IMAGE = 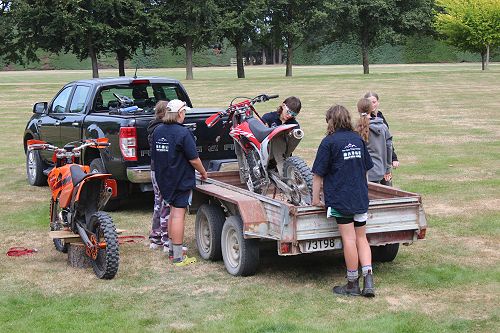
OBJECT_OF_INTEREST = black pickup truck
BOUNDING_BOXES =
[23,77,236,204]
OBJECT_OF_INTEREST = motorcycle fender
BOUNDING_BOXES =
[105,178,118,198]
[266,124,297,141]
[75,174,113,201]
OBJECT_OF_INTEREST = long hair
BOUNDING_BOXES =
[356,98,372,142]
[325,105,353,135]
[154,100,168,120]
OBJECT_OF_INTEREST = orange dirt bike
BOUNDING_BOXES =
[27,138,119,279]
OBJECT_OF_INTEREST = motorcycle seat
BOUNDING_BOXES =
[70,165,92,186]
[247,118,274,142]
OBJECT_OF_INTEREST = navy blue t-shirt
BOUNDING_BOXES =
[151,123,199,202]
[261,111,299,128]
[312,129,374,215]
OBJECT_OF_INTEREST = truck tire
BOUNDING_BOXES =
[283,156,313,205]
[221,216,259,276]
[195,204,225,261]
[89,158,120,211]
[26,149,47,186]
[371,243,399,262]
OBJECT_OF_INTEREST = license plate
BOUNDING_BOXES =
[300,238,342,253]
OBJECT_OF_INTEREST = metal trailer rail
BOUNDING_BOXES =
[191,171,427,276]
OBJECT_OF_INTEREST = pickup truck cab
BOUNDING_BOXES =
[24,77,236,204]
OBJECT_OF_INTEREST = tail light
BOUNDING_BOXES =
[417,228,427,239]
[280,242,291,254]
[119,127,137,161]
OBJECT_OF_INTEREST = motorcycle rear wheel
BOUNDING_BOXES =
[89,212,119,279]
[283,156,313,206]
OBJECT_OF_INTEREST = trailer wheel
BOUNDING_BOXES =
[195,204,225,261]
[221,216,259,276]
[371,243,399,262]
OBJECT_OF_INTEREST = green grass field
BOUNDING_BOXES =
[0,63,499,333]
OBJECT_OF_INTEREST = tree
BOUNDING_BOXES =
[0,1,21,64]
[216,0,266,78]
[268,0,328,77]
[102,0,151,76]
[159,0,219,80]
[435,0,500,70]
[327,0,434,74]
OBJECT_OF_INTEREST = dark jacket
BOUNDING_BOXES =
[374,110,398,162]
[147,119,164,170]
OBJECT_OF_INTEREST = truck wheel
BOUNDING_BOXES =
[90,158,120,211]
[283,156,313,206]
[89,211,119,279]
[26,149,47,186]
[371,243,399,262]
[195,204,225,261]
[221,216,259,276]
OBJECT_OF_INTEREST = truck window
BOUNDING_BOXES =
[69,86,90,113]
[50,86,73,114]
[94,83,187,113]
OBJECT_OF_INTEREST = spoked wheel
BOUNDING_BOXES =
[50,199,69,253]
[89,211,119,279]
[283,156,313,206]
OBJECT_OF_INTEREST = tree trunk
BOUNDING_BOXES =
[278,49,282,64]
[117,49,126,77]
[361,42,369,74]
[481,51,485,70]
[272,48,276,65]
[67,243,92,268]
[285,37,293,77]
[186,37,194,80]
[485,45,490,70]
[89,44,99,78]
[262,49,266,65]
[235,40,245,78]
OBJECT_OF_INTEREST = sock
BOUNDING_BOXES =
[362,265,373,277]
[172,244,183,261]
[346,269,359,282]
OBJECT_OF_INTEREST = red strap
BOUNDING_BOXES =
[6,247,38,256]
[118,235,146,244]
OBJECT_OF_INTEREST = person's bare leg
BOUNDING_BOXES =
[338,224,358,271]
[169,207,186,245]
[355,226,371,267]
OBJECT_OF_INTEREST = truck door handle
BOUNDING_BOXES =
[72,122,79,127]
[54,121,60,126]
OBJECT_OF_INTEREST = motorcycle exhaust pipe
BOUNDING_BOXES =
[291,128,304,140]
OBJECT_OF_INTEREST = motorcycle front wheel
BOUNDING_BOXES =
[89,212,119,279]
[50,199,69,253]
[283,156,313,206]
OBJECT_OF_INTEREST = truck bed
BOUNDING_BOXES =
[194,171,427,255]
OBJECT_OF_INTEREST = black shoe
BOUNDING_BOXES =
[333,279,361,296]
[362,272,375,297]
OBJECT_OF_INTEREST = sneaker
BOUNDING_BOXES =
[149,243,161,250]
[172,255,197,267]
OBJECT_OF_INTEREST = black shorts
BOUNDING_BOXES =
[167,190,192,208]
[335,216,366,227]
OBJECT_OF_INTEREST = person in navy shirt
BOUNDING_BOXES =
[312,105,376,297]
[261,96,301,128]
[152,99,207,266]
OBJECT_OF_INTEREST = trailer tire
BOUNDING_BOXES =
[371,243,399,262]
[221,216,259,276]
[195,204,225,261]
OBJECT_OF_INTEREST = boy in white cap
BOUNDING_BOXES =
[151,99,208,266]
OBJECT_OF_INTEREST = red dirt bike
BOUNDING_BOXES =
[27,138,119,279]
[206,94,312,205]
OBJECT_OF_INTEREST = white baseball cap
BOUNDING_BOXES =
[166,99,191,113]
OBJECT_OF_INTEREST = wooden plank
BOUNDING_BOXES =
[49,229,126,240]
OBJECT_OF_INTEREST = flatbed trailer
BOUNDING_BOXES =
[191,171,427,276]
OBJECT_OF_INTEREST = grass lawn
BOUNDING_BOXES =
[0,63,499,333]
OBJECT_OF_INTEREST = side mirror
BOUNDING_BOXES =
[33,102,47,114]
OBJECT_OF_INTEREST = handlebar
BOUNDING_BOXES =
[205,93,279,128]
[27,138,110,155]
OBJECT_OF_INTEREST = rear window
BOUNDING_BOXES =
[94,83,187,113]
